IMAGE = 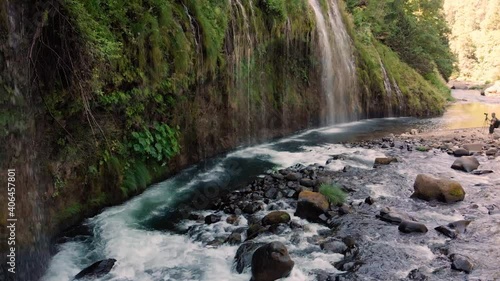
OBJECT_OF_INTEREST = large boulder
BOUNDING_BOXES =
[251,242,294,281]
[74,259,117,280]
[451,156,480,172]
[411,174,465,203]
[295,191,329,222]
[262,211,291,226]
[234,242,266,273]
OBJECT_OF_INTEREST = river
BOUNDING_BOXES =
[42,90,500,281]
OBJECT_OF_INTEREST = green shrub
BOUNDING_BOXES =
[416,146,430,152]
[319,183,347,206]
[129,122,181,164]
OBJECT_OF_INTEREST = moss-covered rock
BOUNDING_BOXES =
[411,174,465,203]
[262,211,291,226]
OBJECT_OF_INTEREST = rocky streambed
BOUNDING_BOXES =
[62,126,500,281]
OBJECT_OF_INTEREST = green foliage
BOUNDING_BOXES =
[129,122,181,164]
[340,0,451,115]
[444,0,500,81]
[319,183,347,206]
[122,162,152,196]
[416,146,430,152]
[89,193,108,207]
[260,0,287,20]
[52,176,66,198]
[57,203,83,221]
[347,0,456,80]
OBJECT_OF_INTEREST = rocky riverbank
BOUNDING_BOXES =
[181,127,500,280]
[61,125,500,281]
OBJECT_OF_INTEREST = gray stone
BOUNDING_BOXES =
[320,241,348,254]
[74,259,116,280]
[435,225,457,239]
[451,156,480,172]
[450,254,474,273]
[377,207,413,224]
[398,220,428,233]
[205,214,222,224]
[486,148,498,156]
[453,148,470,157]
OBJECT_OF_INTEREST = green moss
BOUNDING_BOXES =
[57,203,83,221]
[449,185,465,197]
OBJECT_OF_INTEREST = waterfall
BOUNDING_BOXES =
[308,0,359,124]
[380,58,394,116]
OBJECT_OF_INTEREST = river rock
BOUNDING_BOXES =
[448,220,471,234]
[398,220,428,233]
[462,143,483,153]
[74,259,117,280]
[205,214,221,224]
[295,191,329,222]
[407,268,429,280]
[373,157,398,167]
[251,242,294,281]
[411,174,465,203]
[226,215,240,225]
[285,172,301,181]
[450,254,474,273]
[299,178,316,188]
[338,204,351,215]
[226,231,243,245]
[262,211,291,226]
[435,225,457,239]
[451,156,480,172]
[452,148,470,157]
[364,196,376,205]
[264,187,279,199]
[320,240,348,254]
[486,148,498,156]
[234,242,266,273]
[243,202,263,214]
[247,224,268,240]
[377,207,413,224]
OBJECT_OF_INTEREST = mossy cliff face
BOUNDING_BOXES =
[0,0,451,279]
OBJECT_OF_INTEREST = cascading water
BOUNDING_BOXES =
[308,0,359,124]
[227,0,255,143]
[380,58,394,117]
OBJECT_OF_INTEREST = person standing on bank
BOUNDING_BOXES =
[490,113,498,134]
